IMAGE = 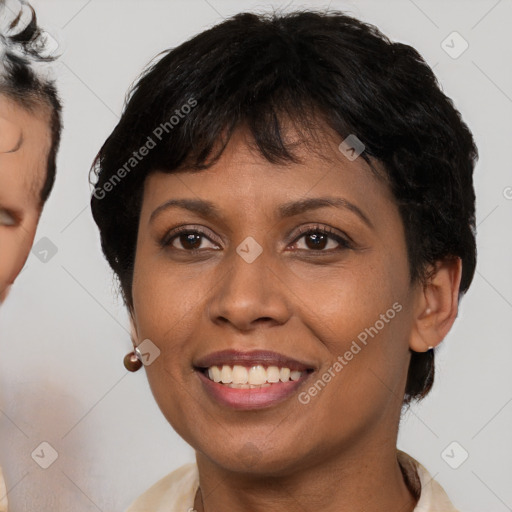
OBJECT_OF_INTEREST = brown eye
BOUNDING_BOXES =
[291,226,351,252]
[302,232,331,250]
[175,232,205,250]
[161,227,219,251]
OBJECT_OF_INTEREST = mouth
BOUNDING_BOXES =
[201,363,314,386]
[193,350,315,409]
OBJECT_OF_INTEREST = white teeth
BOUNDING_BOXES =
[220,365,233,383]
[232,365,248,384]
[267,366,280,383]
[208,367,222,382]
[205,364,306,385]
[279,367,290,382]
[248,365,267,385]
[210,366,222,383]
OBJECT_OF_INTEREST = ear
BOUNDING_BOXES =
[409,257,462,353]
[128,308,139,347]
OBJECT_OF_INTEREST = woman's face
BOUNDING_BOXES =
[0,95,51,302]
[131,127,424,474]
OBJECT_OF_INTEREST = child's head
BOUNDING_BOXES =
[0,0,62,300]
[91,10,477,414]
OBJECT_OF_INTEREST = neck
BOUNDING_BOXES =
[193,440,418,512]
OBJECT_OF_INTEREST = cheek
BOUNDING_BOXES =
[0,228,35,290]
[289,251,412,417]
[132,257,203,338]
[286,249,409,350]
[131,251,206,440]
[131,240,208,381]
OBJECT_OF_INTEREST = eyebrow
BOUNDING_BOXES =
[150,196,373,228]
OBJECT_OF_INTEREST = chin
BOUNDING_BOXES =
[196,435,314,477]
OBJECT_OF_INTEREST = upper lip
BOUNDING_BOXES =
[194,349,315,372]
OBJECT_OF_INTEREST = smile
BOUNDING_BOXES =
[194,349,315,409]
[205,364,305,388]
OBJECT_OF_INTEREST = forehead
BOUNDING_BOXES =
[143,124,394,226]
[0,94,52,208]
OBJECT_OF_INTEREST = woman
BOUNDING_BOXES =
[0,1,62,508]
[91,10,477,511]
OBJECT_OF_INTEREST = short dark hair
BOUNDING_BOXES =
[0,0,62,206]
[90,10,478,405]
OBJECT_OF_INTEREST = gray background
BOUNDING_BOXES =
[0,0,511,510]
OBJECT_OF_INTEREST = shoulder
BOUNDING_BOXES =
[125,462,199,512]
[398,450,460,512]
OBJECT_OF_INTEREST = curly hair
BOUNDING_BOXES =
[0,0,62,205]
[90,10,478,405]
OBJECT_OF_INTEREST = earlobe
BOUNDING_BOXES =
[409,257,462,353]
[123,310,143,372]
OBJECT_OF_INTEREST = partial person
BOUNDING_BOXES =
[0,1,62,508]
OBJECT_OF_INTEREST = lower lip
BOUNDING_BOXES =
[196,370,312,410]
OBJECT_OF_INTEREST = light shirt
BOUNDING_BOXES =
[0,466,7,512]
[126,450,459,511]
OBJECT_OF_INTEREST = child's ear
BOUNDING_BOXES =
[409,257,462,352]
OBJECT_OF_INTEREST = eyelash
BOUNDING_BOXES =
[160,224,353,253]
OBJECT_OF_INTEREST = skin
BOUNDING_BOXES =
[130,125,461,512]
[0,94,51,303]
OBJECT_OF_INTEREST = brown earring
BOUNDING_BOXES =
[124,347,143,372]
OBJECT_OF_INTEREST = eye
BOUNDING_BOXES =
[290,224,352,252]
[160,224,353,254]
[160,226,220,252]
[0,208,17,227]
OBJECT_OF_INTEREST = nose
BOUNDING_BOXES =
[206,242,292,332]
